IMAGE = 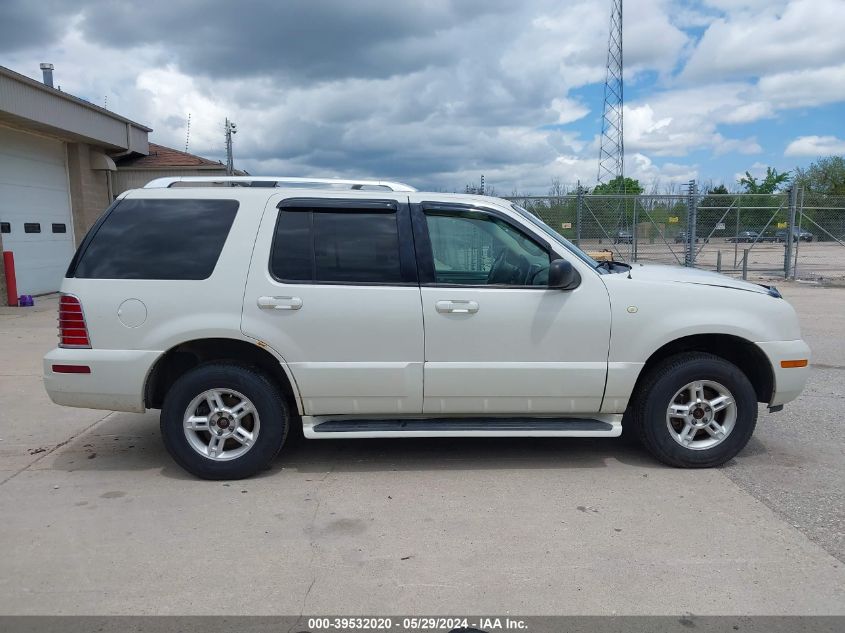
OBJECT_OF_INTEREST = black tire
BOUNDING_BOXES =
[630,352,757,468]
[160,363,289,479]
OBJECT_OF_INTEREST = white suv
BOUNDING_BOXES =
[44,177,811,479]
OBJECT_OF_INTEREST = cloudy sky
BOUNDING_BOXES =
[1,0,844,193]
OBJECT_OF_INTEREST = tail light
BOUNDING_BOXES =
[58,294,91,348]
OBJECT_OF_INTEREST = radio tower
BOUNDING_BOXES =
[597,0,624,190]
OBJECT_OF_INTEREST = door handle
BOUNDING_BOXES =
[435,300,479,314]
[257,296,302,310]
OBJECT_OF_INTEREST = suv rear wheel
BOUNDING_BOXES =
[160,363,289,479]
[632,352,757,468]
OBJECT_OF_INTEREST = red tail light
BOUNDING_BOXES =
[58,294,91,348]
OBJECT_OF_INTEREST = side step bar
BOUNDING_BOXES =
[302,415,622,439]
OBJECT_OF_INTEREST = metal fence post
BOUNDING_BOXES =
[575,183,583,247]
[742,249,748,280]
[632,197,639,261]
[685,180,697,267]
[784,186,797,279]
[792,187,804,280]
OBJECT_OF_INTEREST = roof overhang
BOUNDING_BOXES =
[0,65,150,154]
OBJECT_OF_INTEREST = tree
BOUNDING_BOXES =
[697,184,734,239]
[793,156,845,240]
[793,156,845,195]
[592,176,644,195]
[737,167,791,194]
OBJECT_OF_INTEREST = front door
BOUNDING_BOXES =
[242,194,424,415]
[411,199,611,414]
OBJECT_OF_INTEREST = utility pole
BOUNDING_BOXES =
[224,118,237,176]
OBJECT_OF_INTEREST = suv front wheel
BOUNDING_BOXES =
[160,363,289,479]
[632,352,758,468]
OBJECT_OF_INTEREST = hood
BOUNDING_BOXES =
[628,263,774,295]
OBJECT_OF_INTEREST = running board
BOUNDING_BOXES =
[302,415,622,439]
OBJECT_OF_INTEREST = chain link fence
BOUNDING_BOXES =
[506,184,845,281]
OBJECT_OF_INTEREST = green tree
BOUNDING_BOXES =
[793,156,845,240]
[592,176,644,195]
[738,167,791,194]
[793,156,845,195]
[736,168,791,237]
[698,185,734,240]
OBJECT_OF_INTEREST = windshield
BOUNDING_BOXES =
[509,203,600,269]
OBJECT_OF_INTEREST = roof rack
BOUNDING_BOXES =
[143,176,417,192]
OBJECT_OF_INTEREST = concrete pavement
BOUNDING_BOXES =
[0,287,843,615]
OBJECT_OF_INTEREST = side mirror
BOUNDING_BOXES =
[548,258,580,290]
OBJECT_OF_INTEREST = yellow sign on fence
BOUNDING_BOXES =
[777,222,788,228]
[668,216,680,224]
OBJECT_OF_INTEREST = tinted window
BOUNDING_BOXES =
[271,209,402,284]
[72,199,238,280]
[0,222,9,233]
[52,223,67,233]
[270,211,312,281]
[426,211,550,286]
[24,223,41,233]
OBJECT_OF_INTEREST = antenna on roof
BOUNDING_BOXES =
[185,113,192,153]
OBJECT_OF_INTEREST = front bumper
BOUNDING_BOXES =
[43,347,162,413]
[756,340,812,407]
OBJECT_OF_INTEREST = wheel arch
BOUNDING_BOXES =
[144,337,302,414]
[631,333,774,405]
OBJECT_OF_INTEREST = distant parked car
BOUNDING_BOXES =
[775,228,814,242]
[675,231,708,244]
[613,229,634,244]
[726,231,759,243]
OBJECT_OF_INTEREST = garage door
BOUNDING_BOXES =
[0,126,75,295]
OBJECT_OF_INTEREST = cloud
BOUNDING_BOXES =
[0,0,79,53]
[683,0,845,81]
[76,0,520,84]
[0,0,843,194]
[785,136,845,157]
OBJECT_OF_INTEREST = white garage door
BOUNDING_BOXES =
[0,126,75,296]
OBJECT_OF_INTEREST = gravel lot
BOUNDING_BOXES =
[0,284,843,615]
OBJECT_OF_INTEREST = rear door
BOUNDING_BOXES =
[411,198,611,415]
[241,193,424,416]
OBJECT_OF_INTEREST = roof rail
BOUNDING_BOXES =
[142,176,417,192]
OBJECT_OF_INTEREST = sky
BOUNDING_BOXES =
[1,0,844,194]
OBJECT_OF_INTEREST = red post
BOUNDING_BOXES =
[3,251,18,307]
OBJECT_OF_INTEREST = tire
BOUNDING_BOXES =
[160,363,289,479]
[630,352,757,468]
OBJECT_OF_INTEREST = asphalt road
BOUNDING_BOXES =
[0,284,843,615]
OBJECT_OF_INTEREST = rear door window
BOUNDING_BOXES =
[271,208,403,284]
[70,199,238,280]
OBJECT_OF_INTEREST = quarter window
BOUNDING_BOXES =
[271,209,403,284]
[70,199,239,280]
[425,211,550,286]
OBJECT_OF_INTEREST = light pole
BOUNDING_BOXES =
[224,118,237,176]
